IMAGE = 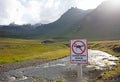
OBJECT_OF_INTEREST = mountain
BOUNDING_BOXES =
[0,0,120,40]
[35,7,91,38]
[69,0,120,40]
[36,0,120,40]
[0,7,91,39]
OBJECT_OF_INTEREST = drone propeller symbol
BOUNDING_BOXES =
[72,40,86,55]
[74,44,84,51]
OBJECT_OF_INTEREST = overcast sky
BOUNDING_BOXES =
[0,0,106,25]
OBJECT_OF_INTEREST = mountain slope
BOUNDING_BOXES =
[0,24,35,38]
[36,0,120,40]
[35,7,91,38]
[69,0,120,40]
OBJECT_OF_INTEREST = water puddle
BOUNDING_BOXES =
[8,75,28,81]
[88,50,118,69]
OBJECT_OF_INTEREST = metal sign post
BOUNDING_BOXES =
[70,39,88,82]
[77,64,82,82]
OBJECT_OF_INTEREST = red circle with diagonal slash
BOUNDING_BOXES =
[72,40,86,55]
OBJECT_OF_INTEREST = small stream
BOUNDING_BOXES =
[0,50,119,82]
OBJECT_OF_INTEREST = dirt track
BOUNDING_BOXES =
[0,58,49,72]
[0,57,103,82]
[0,50,118,82]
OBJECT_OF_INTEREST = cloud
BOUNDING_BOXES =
[77,0,105,10]
[0,0,25,25]
[0,0,105,25]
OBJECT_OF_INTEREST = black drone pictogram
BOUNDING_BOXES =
[74,44,84,51]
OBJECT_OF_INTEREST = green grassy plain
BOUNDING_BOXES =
[0,38,69,64]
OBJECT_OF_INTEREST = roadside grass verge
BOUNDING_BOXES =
[0,38,69,64]
[88,40,120,56]
[88,40,120,82]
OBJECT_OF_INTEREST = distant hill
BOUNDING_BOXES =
[0,0,120,40]
[0,24,35,38]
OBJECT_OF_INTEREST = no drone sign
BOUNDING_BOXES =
[70,39,88,64]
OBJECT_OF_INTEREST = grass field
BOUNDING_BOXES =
[88,40,120,56]
[0,38,69,64]
[0,38,120,81]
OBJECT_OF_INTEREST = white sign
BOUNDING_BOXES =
[70,39,88,64]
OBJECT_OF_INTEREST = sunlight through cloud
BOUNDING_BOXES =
[0,0,106,25]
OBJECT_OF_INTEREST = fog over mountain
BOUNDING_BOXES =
[73,0,120,40]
